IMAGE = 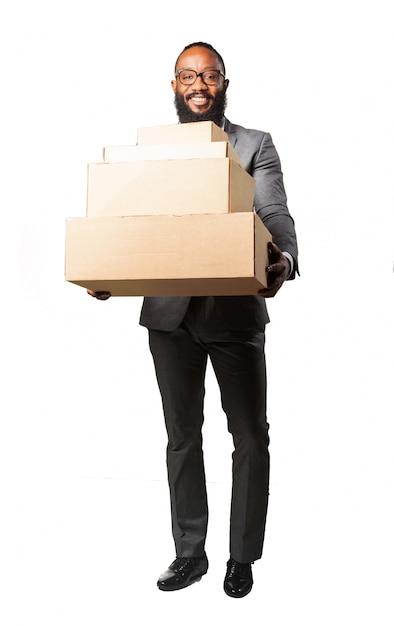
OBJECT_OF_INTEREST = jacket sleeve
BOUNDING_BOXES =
[251,132,299,278]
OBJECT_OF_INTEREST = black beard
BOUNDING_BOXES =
[174,88,227,127]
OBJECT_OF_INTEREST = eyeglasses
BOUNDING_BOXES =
[175,69,226,86]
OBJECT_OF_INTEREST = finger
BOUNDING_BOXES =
[95,292,111,300]
[258,286,279,298]
[268,241,280,257]
[266,262,283,274]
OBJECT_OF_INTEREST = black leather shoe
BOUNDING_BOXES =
[157,554,208,591]
[224,558,253,598]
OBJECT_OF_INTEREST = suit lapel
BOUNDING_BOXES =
[224,118,238,149]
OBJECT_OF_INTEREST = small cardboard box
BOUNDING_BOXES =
[65,213,272,297]
[103,141,245,168]
[137,121,228,145]
[86,158,255,218]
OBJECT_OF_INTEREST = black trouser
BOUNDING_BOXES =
[148,298,270,564]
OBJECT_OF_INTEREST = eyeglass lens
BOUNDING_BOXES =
[178,70,222,85]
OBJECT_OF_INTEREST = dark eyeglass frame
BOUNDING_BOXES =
[175,68,226,85]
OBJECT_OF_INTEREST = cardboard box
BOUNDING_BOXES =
[86,158,255,218]
[137,121,228,145]
[103,141,245,168]
[65,213,272,297]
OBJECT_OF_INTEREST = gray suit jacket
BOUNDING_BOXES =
[139,118,298,332]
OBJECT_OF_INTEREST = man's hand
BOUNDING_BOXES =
[258,242,291,298]
[87,290,112,300]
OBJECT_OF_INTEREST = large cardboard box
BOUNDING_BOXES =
[86,158,255,218]
[103,141,245,168]
[65,213,272,297]
[137,121,228,145]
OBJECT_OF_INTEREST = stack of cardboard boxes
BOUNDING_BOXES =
[65,121,272,296]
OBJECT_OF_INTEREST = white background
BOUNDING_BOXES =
[3,0,394,624]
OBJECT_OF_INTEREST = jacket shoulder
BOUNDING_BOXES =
[225,119,267,142]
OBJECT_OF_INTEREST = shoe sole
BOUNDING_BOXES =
[158,571,207,592]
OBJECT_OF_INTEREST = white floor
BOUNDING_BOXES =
[3,463,393,625]
[3,290,394,625]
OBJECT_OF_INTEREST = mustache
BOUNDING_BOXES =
[186,92,214,101]
[174,87,227,126]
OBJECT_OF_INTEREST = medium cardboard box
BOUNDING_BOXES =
[137,121,228,145]
[65,212,272,297]
[103,141,245,168]
[86,158,255,218]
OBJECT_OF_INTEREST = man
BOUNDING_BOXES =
[89,42,298,598]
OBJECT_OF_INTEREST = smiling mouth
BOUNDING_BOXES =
[186,93,213,106]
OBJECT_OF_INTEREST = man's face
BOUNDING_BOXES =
[172,46,229,125]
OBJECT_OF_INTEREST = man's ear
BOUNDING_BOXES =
[171,79,177,93]
[223,78,230,93]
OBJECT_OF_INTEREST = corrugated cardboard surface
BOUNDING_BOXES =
[102,141,245,168]
[137,121,229,145]
[65,213,271,296]
[86,158,255,218]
